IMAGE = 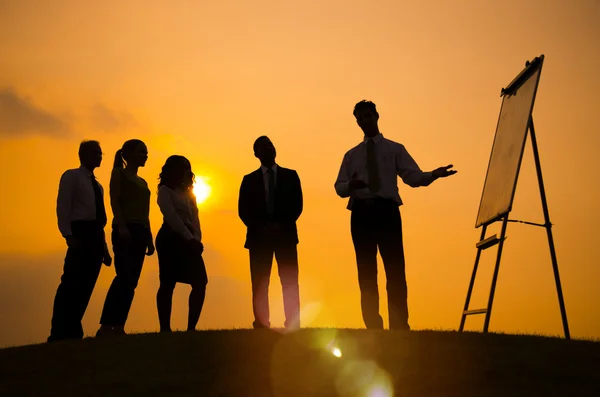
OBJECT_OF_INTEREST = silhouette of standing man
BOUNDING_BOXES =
[49,140,112,342]
[238,136,303,330]
[334,100,456,330]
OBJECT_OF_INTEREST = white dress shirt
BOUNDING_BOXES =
[334,133,435,210]
[157,185,202,242]
[261,164,278,196]
[56,165,105,237]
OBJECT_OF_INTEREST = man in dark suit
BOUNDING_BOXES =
[238,136,303,330]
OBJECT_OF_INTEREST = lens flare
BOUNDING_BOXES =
[367,383,393,397]
[299,301,322,326]
[335,360,394,397]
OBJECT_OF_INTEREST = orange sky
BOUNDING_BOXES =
[1,0,599,348]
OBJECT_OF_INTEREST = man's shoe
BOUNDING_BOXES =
[95,326,114,337]
[113,326,127,336]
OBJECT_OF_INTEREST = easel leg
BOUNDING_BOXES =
[459,225,487,332]
[483,215,509,333]
[529,118,571,339]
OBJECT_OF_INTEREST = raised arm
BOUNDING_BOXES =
[396,144,436,188]
[335,151,368,196]
[157,186,194,241]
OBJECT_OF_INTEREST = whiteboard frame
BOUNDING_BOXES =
[475,55,545,228]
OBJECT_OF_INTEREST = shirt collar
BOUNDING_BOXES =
[78,165,94,177]
[261,164,278,175]
[363,133,384,144]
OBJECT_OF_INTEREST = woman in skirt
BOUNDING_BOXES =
[155,155,208,332]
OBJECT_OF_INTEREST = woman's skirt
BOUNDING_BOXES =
[155,223,207,286]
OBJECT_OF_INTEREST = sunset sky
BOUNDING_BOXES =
[1,0,599,348]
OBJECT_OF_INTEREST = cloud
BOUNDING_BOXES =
[0,88,69,137]
[91,103,139,133]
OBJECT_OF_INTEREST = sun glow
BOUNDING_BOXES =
[193,176,212,205]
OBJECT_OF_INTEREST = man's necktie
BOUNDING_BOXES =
[91,175,107,226]
[266,168,276,216]
[366,138,380,193]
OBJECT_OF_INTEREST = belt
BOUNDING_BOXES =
[354,197,397,205]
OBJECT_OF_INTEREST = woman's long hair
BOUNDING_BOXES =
[114,139,145,169]
[158,155,195,197]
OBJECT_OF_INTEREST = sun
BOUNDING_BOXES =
[193,176,212,205]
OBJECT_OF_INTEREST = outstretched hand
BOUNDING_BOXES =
[433,164,457,179]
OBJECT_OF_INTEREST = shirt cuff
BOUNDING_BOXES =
[424,171,435,184]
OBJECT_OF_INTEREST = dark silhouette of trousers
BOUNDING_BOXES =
[49,221,104,341]
[250,244,300,329]
[100,223,148,327]
[351,198,409,330]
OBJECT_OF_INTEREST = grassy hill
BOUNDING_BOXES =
[1,329,599,397]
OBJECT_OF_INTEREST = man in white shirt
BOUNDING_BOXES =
[48,140,112,342]
[334,100,456,330]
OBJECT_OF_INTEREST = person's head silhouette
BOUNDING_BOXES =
[159,155,195,192]
[114,139,147,170]
[353,100,380,138]
[253,136,276,167]
[78,140,103,171]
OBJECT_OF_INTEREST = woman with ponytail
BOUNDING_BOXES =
[97,139,154,337]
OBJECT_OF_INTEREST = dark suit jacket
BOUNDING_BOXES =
[238,165,303,249]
